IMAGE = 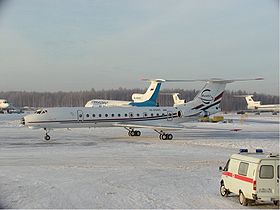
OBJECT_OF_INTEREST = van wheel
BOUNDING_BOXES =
[220,182,229,197]
[239,191,248,206]
[273,200,279,206]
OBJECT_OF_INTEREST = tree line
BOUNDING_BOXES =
[0,88,279,111]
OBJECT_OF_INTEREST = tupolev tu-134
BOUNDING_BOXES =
[21,78,263,141]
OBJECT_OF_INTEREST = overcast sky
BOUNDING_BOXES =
[0,0,279,94]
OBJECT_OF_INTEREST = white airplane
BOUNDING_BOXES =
[0,99,11,111]
[160,93,186,106]
[241,95,280,114]
[21,78,262,141]
[85,79,164,107]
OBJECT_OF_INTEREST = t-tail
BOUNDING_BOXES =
[130,79,164,107]
[187,80,227,116]
[177,78,263,117]
[244,95,261,109]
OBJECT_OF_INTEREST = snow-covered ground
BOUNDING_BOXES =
[0,113,279,209]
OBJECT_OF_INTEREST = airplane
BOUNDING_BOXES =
[160,92,186,106]
[237,95,280,115]
[21,78,262,141]
[0,99,11,113]
[85,79,165,107]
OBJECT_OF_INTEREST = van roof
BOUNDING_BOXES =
[231,153,279,163]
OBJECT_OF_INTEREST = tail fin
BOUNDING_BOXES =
[189,81,227,115]
[244,95,261,109]
[131,79,164,106]
[172,93,186,106]
[178,78,262,116]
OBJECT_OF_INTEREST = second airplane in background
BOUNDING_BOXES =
[85,79,164,107]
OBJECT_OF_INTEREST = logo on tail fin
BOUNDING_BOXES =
[198,89,213,104]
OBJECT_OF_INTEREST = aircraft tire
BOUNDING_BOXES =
[161,134,167,140]
[167,134,173,140]
[135,130,141,136]
[130,131,135,136]
[44,135,51,141]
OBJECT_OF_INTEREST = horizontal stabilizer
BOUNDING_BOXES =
[233,95,254,98]
[141,77,263,83]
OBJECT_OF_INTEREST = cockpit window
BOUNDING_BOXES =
[35,110,42,114]
[35,109,47,114]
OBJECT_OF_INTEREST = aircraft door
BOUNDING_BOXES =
[77,110,84,122]
[167,111,173,121]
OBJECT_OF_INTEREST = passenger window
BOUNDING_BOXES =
[86,114,89,118]
[238,162,249,176]
[151,113,153,117]
[118,114,121,117]
[99,114,102,117]
[125,114,128,117]
[260,165,274,179]
[111,114,114,117]
[92,114,95,117]
[137,113,140,117]
[144,113,147,117]
[156,113,159,116]
[105,114,108,117]
[129,113,133,117]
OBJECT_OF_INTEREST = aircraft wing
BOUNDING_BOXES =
[113,121,242,132]
[112,121,185,131]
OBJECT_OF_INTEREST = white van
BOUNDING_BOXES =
[219,149,279,206]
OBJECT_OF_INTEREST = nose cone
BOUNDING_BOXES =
[2,103,9,109]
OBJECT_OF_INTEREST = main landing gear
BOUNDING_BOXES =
[125,128,141,137]
[155,130,173,140]
[44,128,51,141]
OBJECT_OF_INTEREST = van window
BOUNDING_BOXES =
[260,165,274,179]
[238,162,249,176]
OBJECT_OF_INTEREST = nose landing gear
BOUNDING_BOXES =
[44,128,51,141]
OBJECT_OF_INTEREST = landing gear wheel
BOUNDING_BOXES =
[161,134,167,140]
[135,130,141,136]
[220,182,228,197]
[130,131,135,136]
[167,134,173,140]
[44,134,51,141]
[239,191,248,206]
[273,200,279,206]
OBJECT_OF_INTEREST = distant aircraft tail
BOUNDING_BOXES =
[172,93,186,106]
[130,79,164,107]
[244,95,261,109]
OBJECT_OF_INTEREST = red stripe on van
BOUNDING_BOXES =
[222,171,255,184]
[222,171,232,177]
[234,174,254,183]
